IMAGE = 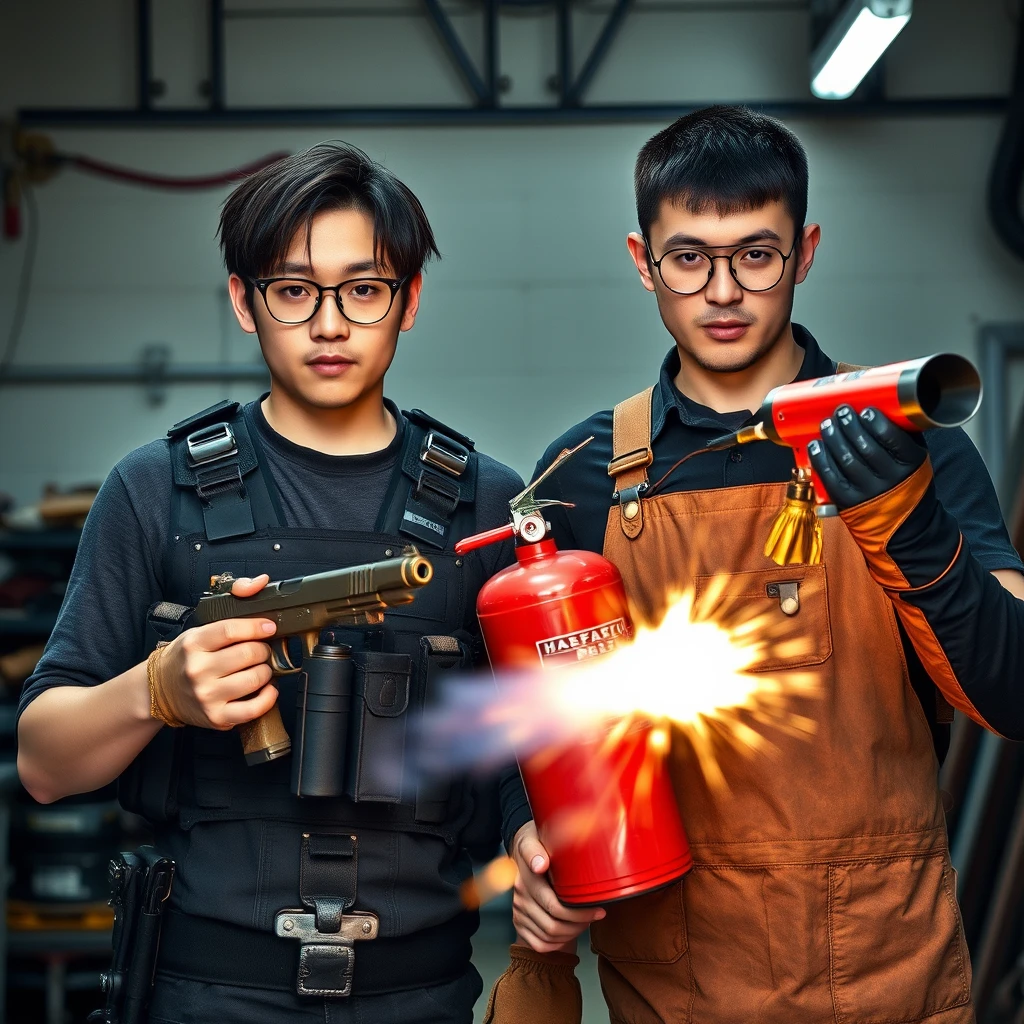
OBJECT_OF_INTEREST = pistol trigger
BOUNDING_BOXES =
[270,640,299,674]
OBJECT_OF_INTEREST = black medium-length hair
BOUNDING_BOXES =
[219,141,440,306]
[635,106,809,244]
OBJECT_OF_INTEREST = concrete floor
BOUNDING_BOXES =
[472,900,607,1023]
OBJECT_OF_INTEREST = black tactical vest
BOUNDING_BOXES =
[118,401,498,936]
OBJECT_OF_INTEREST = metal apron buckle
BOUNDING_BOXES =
[274,909,380,998]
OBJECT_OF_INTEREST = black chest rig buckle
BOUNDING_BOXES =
[168,401,259,542]
[395,410,477,550]
[275,833,379,998]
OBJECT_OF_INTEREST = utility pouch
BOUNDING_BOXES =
[88,847,175,1024]
[292,644,355,799]
[346,652,412,803]
[415,636,469,823]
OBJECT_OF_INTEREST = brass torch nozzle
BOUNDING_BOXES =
[786,467,815,503]
[705,421,768,452]
[764,467,822,566]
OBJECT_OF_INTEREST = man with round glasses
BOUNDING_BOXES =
[18,142,523,1023]
[489,106,1024,1023]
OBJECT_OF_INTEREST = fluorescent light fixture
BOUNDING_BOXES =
[811,0,912,100]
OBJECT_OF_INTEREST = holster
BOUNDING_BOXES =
[88,847,175,1024]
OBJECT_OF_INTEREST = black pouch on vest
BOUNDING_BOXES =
[345,652,412,803]
[414,636,470,823]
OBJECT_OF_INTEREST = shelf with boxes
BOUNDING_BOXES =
[0,490,139,1023]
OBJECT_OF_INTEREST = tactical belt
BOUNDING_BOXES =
[156,909,476,996]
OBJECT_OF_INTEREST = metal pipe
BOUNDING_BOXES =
[0,365,269,385]
[565,0,635,106]
[209,0,226,110]
[950,322,1024,892]
[972,777,1024,1017]
[951,732,1004,879]
[485,0,500,107]
[979,323,1024,503]
[557,0,573,106]
[988,0,1024,261]
[421,0,489,105]
[16,96,1009,128]
[137,0,153,111]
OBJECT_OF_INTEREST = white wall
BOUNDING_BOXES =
[1,0,1023,505]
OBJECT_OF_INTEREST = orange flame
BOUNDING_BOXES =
[545,584,820,793]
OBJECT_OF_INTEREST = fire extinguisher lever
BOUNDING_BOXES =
[453,437,594,554]
[453,523,516,555]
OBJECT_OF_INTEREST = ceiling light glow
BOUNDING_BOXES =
[811,0,912,100]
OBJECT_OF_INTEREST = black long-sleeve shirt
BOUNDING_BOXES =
[500,326,1024,851]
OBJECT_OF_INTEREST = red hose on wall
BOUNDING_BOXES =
[67,150,289,190]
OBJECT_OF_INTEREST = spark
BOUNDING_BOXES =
[460,855,518,909]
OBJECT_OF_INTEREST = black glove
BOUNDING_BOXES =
[808,405,959,590]
[806,405,926,511]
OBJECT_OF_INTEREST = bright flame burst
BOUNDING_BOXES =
[431,578,823,906]
[546,583,821,791]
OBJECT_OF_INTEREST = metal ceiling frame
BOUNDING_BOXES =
[16,0,1007,128]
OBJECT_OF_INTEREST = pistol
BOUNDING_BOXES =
[194,547,433,766]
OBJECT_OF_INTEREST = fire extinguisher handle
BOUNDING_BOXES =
[454,523,516,556]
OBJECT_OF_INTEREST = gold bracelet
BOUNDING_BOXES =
[147,644,185,728]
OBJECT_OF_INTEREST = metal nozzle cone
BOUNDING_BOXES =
[764,472,823,566]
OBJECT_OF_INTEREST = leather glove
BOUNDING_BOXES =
[483,944,582,1024]
[807,405,960,590]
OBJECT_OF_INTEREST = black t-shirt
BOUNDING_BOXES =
[19,398,524,716]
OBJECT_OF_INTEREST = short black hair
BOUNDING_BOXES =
[635,106,808,242]
[219,141,440,304]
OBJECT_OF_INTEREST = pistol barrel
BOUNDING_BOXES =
[194,552,433,627]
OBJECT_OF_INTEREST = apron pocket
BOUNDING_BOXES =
[693,564,832,671]
[828,852,970,1024]
[590,879,687,963]
[591,879,692,1024]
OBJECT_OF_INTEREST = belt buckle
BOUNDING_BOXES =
[274,909,379,998]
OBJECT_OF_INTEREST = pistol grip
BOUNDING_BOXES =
[239,705,291,766]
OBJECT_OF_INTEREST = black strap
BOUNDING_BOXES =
[415,636,466,823]
[405,409,475,451]
[168,401,241,440]
[156,909,476,996]
[377,412,478,550]
[146,601,192,645]
[169,405,258,542]
[300,833,357,933]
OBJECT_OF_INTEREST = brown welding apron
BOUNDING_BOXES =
[589,388,973,1024]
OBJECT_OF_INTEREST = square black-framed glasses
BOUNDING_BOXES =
[251,275,408,326]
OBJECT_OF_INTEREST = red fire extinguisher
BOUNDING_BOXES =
[455,441,692,904]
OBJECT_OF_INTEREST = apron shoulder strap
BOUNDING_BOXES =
[608,386,655,540]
